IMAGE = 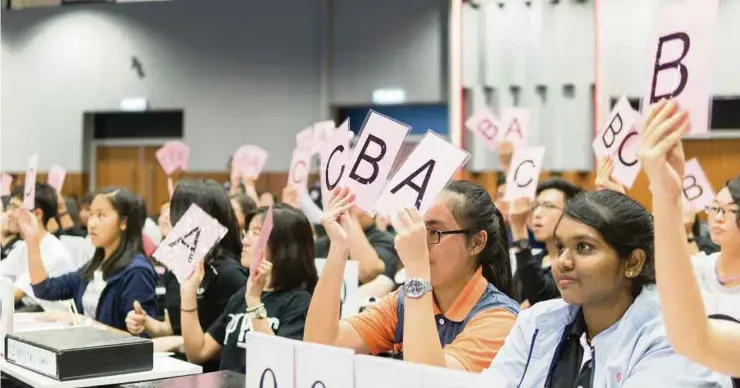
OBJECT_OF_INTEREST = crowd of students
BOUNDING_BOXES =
[0,99,738,386]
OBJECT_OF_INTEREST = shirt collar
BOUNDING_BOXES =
[432,267,487,322]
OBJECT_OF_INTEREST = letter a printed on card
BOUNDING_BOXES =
[500,107,529,147]
[153,204,227,283]
[344,111,410,216]
[375,131,470,218]
[643,0,719,135]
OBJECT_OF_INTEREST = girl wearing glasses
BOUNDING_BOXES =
[640,99,740,382]
[305,181,519,372]
[125,179,247,371]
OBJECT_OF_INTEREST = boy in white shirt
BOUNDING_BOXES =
[0,183,74,306]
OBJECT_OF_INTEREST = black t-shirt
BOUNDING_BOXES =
[163,253,248,336]
[315,224,399,283]
[548,311,593,388]
[208,286,312,373]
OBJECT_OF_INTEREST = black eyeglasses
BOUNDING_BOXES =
[426,228,470,244]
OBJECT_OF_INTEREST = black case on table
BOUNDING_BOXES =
[4,326,153,381]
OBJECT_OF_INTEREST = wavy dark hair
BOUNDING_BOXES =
[249,204,318,293]
[443,180,514,298]
[561,190,656,298]
[170,178,242,263]
[81,187,147,280]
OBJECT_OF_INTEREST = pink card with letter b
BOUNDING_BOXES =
[465,108,501,151]
[642,0,719,135]
[504,147,546,201]
[682,158,714,213]
[287,148,312,192]
[500,107,529,147]
[1,174,13,196]
[249,206,274,277]
[47,165,67,193]
[153,204,227,283]
[233,145,269,180]
[344,111,411,216]
[23,154,39,210]
[593,97,639,159]
[374,131,470,218]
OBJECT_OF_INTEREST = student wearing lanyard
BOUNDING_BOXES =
[179,204,317,373]
[486,189,729,387]
[305,181,519,373]
[125,179,247,371]
[17,188,157,333]
[639,99,740,385]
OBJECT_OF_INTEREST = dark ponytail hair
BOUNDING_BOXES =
[443,180,514,298]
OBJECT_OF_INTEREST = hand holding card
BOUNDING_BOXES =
[24,154,39,210]
[249,206,274,278]
[47,165,67,193]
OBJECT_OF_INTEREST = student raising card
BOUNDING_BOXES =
[233,145,269,180]
[153,204,227,283]
[249,205,274,277]
[23,154,39,210]
[504,147,546,201]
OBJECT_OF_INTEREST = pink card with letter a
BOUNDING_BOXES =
[682,158,715,213]
[249,206,274,277]
[233,145,269,180]
[500,107,529,147]
[1,174,13,196]
[47,165,67,193]
[465,108,501,151]
[23,154,39,210]
[153,204,227,283]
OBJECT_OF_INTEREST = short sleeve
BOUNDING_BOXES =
[444,308,517,372]
[274,292,311,340]
[345,290,399,355]
[208,293,242,346]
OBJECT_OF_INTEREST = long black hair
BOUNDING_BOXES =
[81,187,147,280]
[562,190,655,298]
[170,178,242,263]
[443,180,514,298]
[249,204,318,293]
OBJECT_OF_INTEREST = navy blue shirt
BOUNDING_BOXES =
[32,253,157,333]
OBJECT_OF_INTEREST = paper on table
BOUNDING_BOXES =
[152,204,228,283]
[374,131,470,218]
[354,355,423,388]
[245,333,296,388]
[23,154,39,210]
[249,206,274,276]
[642,0,719,135]
[295,341,354,388]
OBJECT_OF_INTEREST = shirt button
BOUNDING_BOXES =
[438,318,445,325]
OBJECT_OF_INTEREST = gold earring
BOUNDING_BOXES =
[626,270,635,278]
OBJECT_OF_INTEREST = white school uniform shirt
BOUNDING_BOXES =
[0,233,76,302]
[692,251,740,321]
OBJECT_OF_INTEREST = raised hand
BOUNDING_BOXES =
[319,186,355,247]
[508,197,533,233]
[390,207,429,275]
[125,300,149,335]
[636,100,689,198]
[247,259,273,301]
[14,208,40,244]
[180,259,205,295]
[595,156,626,194]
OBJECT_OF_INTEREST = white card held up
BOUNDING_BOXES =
[642,0,719,135]
[320,119,350,210]
[344,111,411,216]
[500,107,529,147]
[296,126,315,151]
[374,131,469,218]
[354,355,423,388]
[421,365,491,388]
[47,165,67,193]
[465,108,502,151]
[23,154,39,210]
[315,259,359,319]
[152,204,227,283]
[610,127,642,189]
[295,341,354,388]
[682,158,715,213]
[246,332,296,388]
[287,148,312,192]
[593,96,639,159]
[504,147,546,201]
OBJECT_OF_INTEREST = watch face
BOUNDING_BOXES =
[406,279,427,297]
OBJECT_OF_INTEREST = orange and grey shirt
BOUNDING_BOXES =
[346,267,519,372]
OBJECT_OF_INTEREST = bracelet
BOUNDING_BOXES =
[246,303,264,314]
[180,306,197,313]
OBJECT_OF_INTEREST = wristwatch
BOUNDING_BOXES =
[513,239,531,251]
[246,304,267,319]
[404,278,432,299]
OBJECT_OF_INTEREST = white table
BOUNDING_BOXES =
[0,355,202,388]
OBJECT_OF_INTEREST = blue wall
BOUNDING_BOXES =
[337,104,449,136]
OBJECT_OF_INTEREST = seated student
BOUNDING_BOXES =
[314,199,399,286]
[126,179,247,365]
[230,193,257,231]
[1,196,22,261]
[54,194,87,238]
[0,184,75,307]
[509,179,583,305]
[180,204,317,373]
[305,181,519,373]
[157,201,172,238]
[485,189,729,387]
[16,187,157,332]
[639,99,740,381]
[78,192,93,229]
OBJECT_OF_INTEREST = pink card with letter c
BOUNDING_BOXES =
[23,154,39,210]
[504,147,546,201]
[287,148,312,192]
